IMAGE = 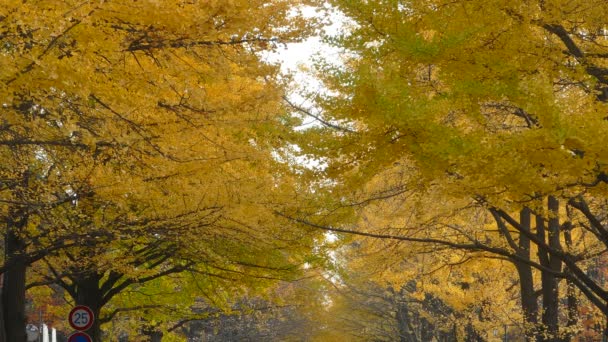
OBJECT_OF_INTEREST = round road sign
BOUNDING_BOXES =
[67,332,92,342]
[68,305,94,331]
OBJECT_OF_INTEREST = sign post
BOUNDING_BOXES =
[68,305,94,342]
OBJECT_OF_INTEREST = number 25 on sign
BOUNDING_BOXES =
[68,305,94,331]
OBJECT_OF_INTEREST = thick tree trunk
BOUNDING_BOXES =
[0,287,5,342]
[515,207,539,341]
[74,273,103,342]
[3,215,28,342]
[536,197,562,341]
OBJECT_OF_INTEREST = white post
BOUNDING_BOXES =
[51,328,56,342]
[42,324,49,342]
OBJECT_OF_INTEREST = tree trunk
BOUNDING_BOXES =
[563,220,577,342]
[3,214,28,342]
[395,300,416,342]
[465,320,484,342]
[515,207,539,341]
[392,286,416,341]
[149,331,163,342]
[74,273,103,342]
[563,278,577,342]
[0,285,5,342]
[537,196,562,341]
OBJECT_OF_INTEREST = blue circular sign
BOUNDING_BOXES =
[67,332,92,342]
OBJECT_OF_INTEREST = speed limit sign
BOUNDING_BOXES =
[68,305,94,331]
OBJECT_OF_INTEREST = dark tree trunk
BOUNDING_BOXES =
[536,197,562,341]
[547,197,563,341]
[465,320,484,342]
[563,220,577,342]
[74,273,103,342]
[3,214,28,342]
[0,286,5,342]
[515,207,539,341]
[563,278,577,342]
[145,330,164,342]
[149,331,163,342]
[141,322,165,342]
[391,286,417,342]
[395,300,416,342]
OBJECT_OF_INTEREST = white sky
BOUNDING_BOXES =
[262,5,349,128]
[260,6,350,172]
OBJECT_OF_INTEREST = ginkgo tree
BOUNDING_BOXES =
[0,0,321,341]
[314,241,524,341]
[25,154,311,341]
[299,0,608,340]
[293,160,530,340]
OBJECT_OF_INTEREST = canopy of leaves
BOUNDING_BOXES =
[0,0,323,337]
[312,0,608,207]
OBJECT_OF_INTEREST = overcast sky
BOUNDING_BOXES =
[262,5,349,130]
